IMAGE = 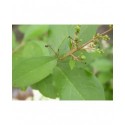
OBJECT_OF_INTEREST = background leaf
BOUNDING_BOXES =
[98,72,112,84]
[48,25,98,55]
[48,25,75,54]
[53,63,105,100]
[12,56,57,88]
[32,75,57,99]
[79,25,99,43]
[19,25,49,41]
[12,41,50,68]
[18,25,30,33]
[91,58,113,72]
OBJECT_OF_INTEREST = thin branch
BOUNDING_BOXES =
[71,54,80,61]
[45,45,59,58]
[12,42,25,54]
[80,27,113,49]
[60,27,113,60]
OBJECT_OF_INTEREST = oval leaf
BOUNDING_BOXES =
[53,63,105,100]
[32,75,57,99]
[12,56,57,88]
[12,41,50,69]
[22,25,49,41]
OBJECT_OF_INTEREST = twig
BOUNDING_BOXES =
[60,27,113,60]
[71,54,80,61]
[12,42,25,54]
[45,45,59,58]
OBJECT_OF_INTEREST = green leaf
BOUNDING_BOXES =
[21,25,49,41]
[32,75,57,98]
[12,41,50,69]
[79,25,99,43]
[53,63,105,100]
[69,59,76,70]
[80,55,86,60]
[48,25,75,54]
[98,72,112,84]
[18,25,30,33]
[48,25,98,55]
[12,56,57,88]
[91,59,113,72]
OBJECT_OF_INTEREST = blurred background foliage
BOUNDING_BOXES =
[12,25,113,100]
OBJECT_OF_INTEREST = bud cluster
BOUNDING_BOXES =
[82,32,110,54]
[68,25,82,49]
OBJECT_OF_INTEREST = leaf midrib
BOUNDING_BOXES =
[56,67,85,99]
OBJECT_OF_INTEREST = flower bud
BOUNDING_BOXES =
[75,25,80,33]
[80,55,86,60]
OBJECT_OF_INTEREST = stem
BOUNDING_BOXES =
[60,27,113,60]
[47,45,59,58]
[12,42,25,54]
[71,54,80,61]
[80,27,113,49]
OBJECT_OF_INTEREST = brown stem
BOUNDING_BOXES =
[80,27,113,49]
[60,27,113,60]
[71,54,80,61]
[45,45,59,58]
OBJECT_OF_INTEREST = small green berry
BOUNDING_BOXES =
[96,48,104,54]
[96,33,100,37]
[80,55,86,60]
[75,25,80,33]
[96,48,101,54]
[109,25,113,29]
[100,49,104,53]
[103,35,110,41]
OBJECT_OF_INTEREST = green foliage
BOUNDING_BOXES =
[90,48,113,100]
[19,25,49,41]
[32,75,57,98]
[79,25,99,43]
[69,59,76,70]
[53,63,105,100]
[13,56,57,88]
[91,59,112,72]
[12,41,50,69]
[98,72,112,84]
[48,25,74,54]
[48,25,98,54]
[12,25,113,100]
